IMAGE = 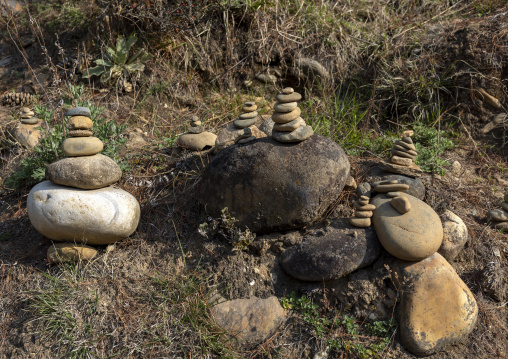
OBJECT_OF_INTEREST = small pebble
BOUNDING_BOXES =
[349,217,371,228]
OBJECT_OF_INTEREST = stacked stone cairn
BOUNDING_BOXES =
[234,101,258,129]
[380,130,422,176]
[177,116,217,151]
[13,107,41,148]
[235,127,256,144]
[369,179,478,356]
[27,107,141,263]
[487,190,508,232]
[20,107,38,124]
[271,88,314,143]
[349,195,375,228]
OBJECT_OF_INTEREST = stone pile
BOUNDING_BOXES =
[234,102,258,129]
[271,87,314,143]
[177,116,217,151]
[370,180,478,355]
[349,195,375,228]
[486,191,508,232]
[20,107,38,124]
[380,131,423,177]
[27,107,140,262]
[13,107,41,148]
[234,127,256,144]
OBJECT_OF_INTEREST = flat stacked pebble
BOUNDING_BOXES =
[20,107,39,124]
[390,133,418,167]
[187,116,203,134]
[234,127,256,144]
[27,107,141,260]
[234,102,258,129]
[487,190,508,232]
[271,88,314,143]
[350,195,376,228]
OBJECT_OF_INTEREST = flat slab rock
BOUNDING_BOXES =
[281,219,381,281]
[198,135,350,233]
[211,296,287,345]
[393,253,478,356]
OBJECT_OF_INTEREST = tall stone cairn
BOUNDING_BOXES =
[271,88,314,143]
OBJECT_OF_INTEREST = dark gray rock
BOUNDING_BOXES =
[367,166,425,200]
[356,182,372,198]
[64,107,91,117]
[259,117,274,136]
[198,135,350,233]
[280,219,381,281]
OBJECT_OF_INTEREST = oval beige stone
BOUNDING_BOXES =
[273,117,303,132]
[67,116,93,130]
[62,137,103,156]
[391,196,411,214]
[272,107,301,124]
[349,217,371,227]
[177,131,217,151]
[274,101,297,113]
[47,242,98,263]
[372,194,443,261]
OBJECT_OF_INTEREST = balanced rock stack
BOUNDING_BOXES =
[234,102,258,129]
[235,127,256,144]
[370,180,478,356]
[177,116,217,151]
[271,88,314,143]
[487,191,508,232]
[349,195,375,228]
[380,131,423,177]
[13,107,41,148]
[27,107,140,262]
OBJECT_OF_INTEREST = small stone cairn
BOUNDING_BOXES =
[177,116,217,151]
[20,107,38,124]
[187,116,203,134]
[235,127,256,144]
[271,88,314,143]
[234,102,258,129]
[349,195,375,228]
[380,130,422,176]
[487,190,508,232]
[27,107,141,262]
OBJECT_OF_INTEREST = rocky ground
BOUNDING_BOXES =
[0,0,508,358]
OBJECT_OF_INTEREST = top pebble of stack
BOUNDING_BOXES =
[271,88,314,143]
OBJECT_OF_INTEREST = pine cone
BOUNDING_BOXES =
[0,92,35,107]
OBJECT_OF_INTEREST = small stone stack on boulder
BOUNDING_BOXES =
[235,127,256,144]
[177,116,217,151]
[487,191,508,232]
[271,87,314,143]
[370,180,478,356]
[234,102,258,129]
[27,107,141,263]
[13,107,41,148]
[380,131,423,177]
[349,195,375,228]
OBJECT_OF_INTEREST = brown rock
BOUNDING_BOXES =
[177,132,217,151]
[272,107,301,123]
[273,117,303,132]
[62,137,103,156]
[47,242,98,264]
[354,202,376,211]
[373,183,410,193]
[211,296,287,345]
[390,196,411,214]
[355,210,373,218]
[13,123,40,148]
[438,210,469,261]
[391,156,412,166]
[395,140,416,151]
[394,253,478,356]
[68,130,93,137]
[349,217,371,227]
[67,116,93,130]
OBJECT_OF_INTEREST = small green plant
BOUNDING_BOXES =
[413,123,455,175]
[199,207,256,251]
[82,34,149,83]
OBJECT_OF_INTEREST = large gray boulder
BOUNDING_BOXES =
[198,135,350,233]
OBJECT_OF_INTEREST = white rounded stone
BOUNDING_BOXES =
[27,181,140,245]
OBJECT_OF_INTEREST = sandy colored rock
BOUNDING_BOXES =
[13,123,40,148]
[438,210,469,261]
[46,154,122,189]
[276,92,302,103]
[487,209,508,222]
[62,136,103,156]
[47,242,98,263]
[390,196,411,214]
[67,116,93,130]
[274,101,297,112]
[391,156,412,166]
[211,296,286,345]
[20,118,39,125]
[27,181,140,245]
[349,217,371,227]
[354,202,376,211]
[392,149,415,159]
[372,194,443,261]
[273,117,303,132]
[272,107,301,123]
[394,253,478,356]
[355,210,373,218]
[373,183,409,193]
[68,130,93,137]
[177,131,217,151]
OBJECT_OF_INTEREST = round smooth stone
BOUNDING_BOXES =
[391,196,411,214]
[392,149,415,160]
[372,194,443,261]
[178,132,217,151]
[272,107,301,124]
[373,183,410,192]
[233,117,257,129]
[391,156,413,166]
[67,116,93,130]
[27,181,140,245]
[62,137,103,157]
[395,140,416,151]
[273,117,303,132]
[487,209,508,222]
[242,103,257,112]
[46,153,122,189]
[237,136,256,144]
[355,210,373,218]
[350,217,371,227]
[354,202,376,211]
[272,125,314,143]
[274,102,298,113]
[501,202,508,212]
[282,87,294,94]
[65,107,91,117]
[276,92,302,103]
[239,111,258,120]
[20,118,39,125]
[69,130,93,137]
